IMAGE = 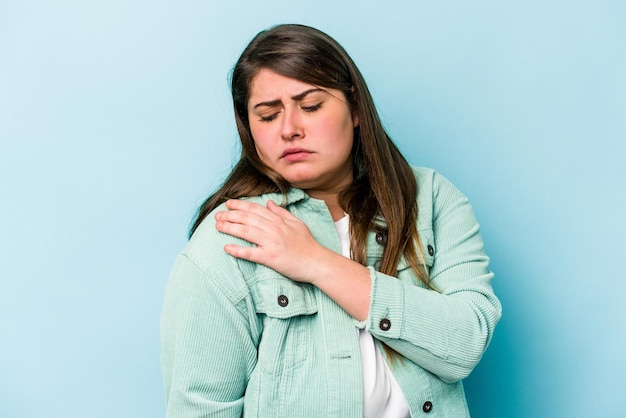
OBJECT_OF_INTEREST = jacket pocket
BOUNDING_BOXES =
[367,227,435,276]
[395,227,435,286]
[250,273,318,318]
[250,268,318,374]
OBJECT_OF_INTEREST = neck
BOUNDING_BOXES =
[306,190,345,221]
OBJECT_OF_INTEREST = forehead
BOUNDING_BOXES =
[248,69,318,102]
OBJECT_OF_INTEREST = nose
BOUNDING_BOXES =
[280,107,303,141]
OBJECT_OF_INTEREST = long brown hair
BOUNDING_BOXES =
[192,25,431,351]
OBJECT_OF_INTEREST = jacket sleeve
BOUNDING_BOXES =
[362,172,502,383]
[161,252,257,417]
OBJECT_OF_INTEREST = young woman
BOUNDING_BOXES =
[161,24,501,418]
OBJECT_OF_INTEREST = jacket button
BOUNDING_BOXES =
[422,401,433,412]
[427,245,434,256]
[375,231,387,246]
[379,318,391,331]
[277,295,289,307]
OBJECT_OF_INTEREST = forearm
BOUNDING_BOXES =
[307,246,372,321]
[364,268,500,382]
[357,171,502,382]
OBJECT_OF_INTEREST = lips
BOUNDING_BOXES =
[281,148,311,158]
[281,148,313,160]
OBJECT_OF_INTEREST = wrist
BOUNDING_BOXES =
[304,245,336,286]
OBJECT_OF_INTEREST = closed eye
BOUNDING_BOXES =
[301,102,322,113]
[259,112,280,122]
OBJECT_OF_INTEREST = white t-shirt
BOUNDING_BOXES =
[334,215,410,418]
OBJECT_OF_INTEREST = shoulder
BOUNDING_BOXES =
[411,166,462,195]
[176,197,268,301]
[184,194,278,266]
[183,201,230,271]
[411,166,467,225]
[411,166,482,244]
[180,191,293,283]
[411,166,436,185]
[410,166,482,251]
[412,166,469,207]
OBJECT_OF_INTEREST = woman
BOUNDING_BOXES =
[161,23,501,417]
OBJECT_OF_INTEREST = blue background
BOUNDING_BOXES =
[1,1,624,417]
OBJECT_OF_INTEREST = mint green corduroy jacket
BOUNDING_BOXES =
[161,167,502,418]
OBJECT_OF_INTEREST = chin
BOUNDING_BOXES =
[284,178,317,190]
[280,170,318,187]
[286,174,327,189]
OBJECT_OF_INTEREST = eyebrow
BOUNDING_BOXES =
[252,88,325,109]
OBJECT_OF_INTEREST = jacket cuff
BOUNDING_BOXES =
[354,266,404,340]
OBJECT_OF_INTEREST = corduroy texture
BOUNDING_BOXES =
[161,167,502,417]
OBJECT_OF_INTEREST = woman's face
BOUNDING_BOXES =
[247,68,359,198]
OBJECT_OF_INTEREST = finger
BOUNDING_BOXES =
[223,244,265,264]
[217,199,286,231]
[215,218,266,245]
[216,208,266,227]
[225,199,277,222]
[266,200,299,221]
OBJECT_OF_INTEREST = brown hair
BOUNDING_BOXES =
[191,24,431,355]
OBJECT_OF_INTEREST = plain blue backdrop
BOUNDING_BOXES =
[1,1,624,417]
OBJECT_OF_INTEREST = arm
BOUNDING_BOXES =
[215,199,373,320]
[214,172,501,383]
[362,172,502,383]
[161,253,257,417]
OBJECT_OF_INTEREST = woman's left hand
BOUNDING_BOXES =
[215,199,326,283]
